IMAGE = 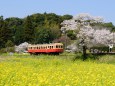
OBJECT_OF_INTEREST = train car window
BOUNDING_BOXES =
[56,45,58,48]
[50,46,52,49]
[52,46,53,49]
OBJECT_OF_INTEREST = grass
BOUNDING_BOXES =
[0,53,115,86]
[96,55,115,64]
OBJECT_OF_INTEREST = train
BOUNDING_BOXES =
[27,43,64,55]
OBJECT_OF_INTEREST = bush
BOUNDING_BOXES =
[0,47,15,53]
[90,46,109,53]
[0,48,6,53]
[73,53,83,61]
[87,53,97,60]
[73,52,97,61]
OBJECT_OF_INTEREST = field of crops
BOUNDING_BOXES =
[0,54,115,86]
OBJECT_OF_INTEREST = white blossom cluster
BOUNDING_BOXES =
[78,27,114,47]
[61,13,103,31]
[61,13,115,51]
[15,42,29,53]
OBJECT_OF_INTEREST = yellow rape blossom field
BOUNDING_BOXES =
[0,54,115,86]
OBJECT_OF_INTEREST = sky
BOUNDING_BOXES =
[0,0,115,24]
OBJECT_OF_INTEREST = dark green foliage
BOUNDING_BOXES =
[0,16,12,48]
[66,30,76,40]
[0,47,15,53]
[5,40,14,47]
[5,17,23,42]
[35,28,54,44]
[61,14,73,20]
[91,46,109,52]
[73,53,83,61]
[73,52,97,61]
[23,16,35,43]
[0,16,4,48]
[30,13,45,27]
[91,22,115,31]
[102,22,114,28]
[5,40,14,53]
[14,26,25,45]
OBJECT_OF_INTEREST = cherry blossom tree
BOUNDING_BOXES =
[61,13,115,51]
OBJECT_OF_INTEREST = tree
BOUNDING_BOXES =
[61,14,73,21]
[23,16,35,43]
[35,28,54,44]
[5,17,23,43]
[14,26,25,45]
[5,40,14,52]
[61,13,115,60]
[0,16,4,48]
[5,40,14,47]
[0,16,12,48]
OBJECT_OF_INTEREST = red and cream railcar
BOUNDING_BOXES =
[27,43,63,55]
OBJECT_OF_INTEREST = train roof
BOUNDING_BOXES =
[28,43,63,47]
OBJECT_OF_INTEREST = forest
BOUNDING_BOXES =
[0,12,115,52]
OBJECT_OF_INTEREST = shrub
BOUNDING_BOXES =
[73,53,83,61]
[0,47,15,53]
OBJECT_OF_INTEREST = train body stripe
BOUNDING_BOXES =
[28,49,63,53]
